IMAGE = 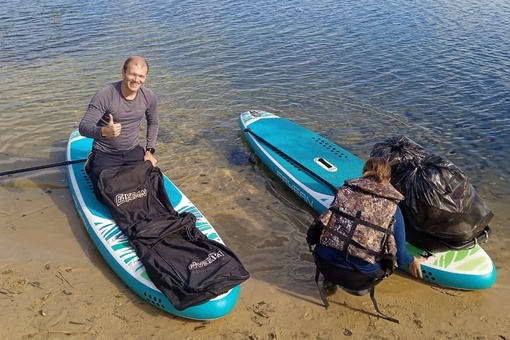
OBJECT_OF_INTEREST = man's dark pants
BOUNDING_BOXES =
[87,145,145,202]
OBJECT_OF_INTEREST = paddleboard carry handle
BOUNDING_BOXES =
[314,157,337,172]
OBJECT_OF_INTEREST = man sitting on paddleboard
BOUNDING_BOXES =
[78,55,159,201]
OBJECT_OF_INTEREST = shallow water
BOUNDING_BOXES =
[0,0,509,289]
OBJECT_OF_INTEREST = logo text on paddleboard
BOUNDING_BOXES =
[276,171,313,207]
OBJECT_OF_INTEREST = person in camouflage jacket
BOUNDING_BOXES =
[319,175,404,268]
[313,157,425,296]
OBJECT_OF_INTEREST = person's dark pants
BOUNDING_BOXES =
[317,257,386,294]
[87,146,145,202]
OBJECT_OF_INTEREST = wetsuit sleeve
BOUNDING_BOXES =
[394,206,414,266]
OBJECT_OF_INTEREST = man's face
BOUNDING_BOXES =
[122,62,148,92]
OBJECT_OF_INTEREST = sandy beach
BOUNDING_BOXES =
[0,182,508,340]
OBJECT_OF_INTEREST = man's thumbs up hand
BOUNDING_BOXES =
[101,114,122,138]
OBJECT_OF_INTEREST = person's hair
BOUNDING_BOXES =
[123,56,149,73]
[362,157,392,183]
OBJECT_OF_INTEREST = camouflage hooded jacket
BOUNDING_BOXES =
[319,177,405,266]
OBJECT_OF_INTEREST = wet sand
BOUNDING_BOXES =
[0,178,509,340]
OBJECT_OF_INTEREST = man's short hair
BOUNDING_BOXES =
[123,56,149,73]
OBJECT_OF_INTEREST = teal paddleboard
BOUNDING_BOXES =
[239,110,496,290]
[66,129,241,320]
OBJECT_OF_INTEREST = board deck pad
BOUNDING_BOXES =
[240,110,496,290]
[66,129,241,320]
[246,116,364,187]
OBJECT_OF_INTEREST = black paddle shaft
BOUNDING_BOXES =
[0,159,87,177]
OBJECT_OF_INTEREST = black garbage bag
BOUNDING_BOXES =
[393,154,493,243]
[394,154,472,213]
[370,136,494,247]
[370,135,429,164]
[370,135,430,193]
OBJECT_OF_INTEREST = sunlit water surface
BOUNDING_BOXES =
[1,0,509,287]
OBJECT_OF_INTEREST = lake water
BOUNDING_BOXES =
[1,1,508,288]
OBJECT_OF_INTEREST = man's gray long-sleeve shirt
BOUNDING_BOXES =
[79,81,159,153]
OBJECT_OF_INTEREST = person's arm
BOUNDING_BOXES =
[394,206,425,279]
[143,89,159,166]
[144,148,157,167]
[144,90,159,150]
[408,256,426,279]
[79,86,111,139]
